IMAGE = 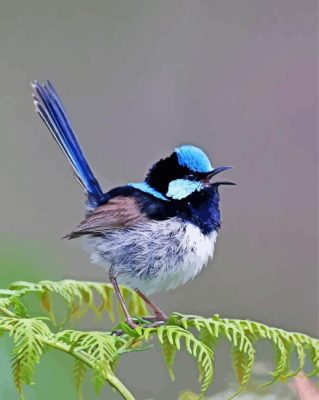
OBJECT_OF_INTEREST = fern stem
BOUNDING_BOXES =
[0,307,17,317]
[106,371,136,400]
[2,280,319,398]
[42,339,135,400]
[0,321,135,400]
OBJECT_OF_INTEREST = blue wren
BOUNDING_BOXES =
[31,81,233,328]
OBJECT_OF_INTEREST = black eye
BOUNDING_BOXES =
[187,173,196,181]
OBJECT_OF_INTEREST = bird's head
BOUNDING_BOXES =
[145,145,233,200]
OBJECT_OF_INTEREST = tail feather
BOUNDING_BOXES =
[32,80,103,203]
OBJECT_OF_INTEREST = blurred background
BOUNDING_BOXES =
[0,0,317,399]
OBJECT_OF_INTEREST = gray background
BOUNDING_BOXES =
[0,1,317,399]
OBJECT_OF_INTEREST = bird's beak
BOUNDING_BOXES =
[208,166,232,177]
[202,166,235,186]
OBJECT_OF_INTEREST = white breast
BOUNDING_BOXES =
[84,218,218,295]
[132,224,218,295]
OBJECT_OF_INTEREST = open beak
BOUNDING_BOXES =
[208,166,232,177]
[202,166,235,186]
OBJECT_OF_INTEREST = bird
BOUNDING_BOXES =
[31,80,234,328]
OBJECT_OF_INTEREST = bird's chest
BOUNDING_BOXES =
[151,221,218,293]
[87,218,217,294]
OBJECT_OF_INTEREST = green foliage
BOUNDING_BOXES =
[3,318,50,398]
[8,279,148,324]
[142,324,214,396]
[73,358,87,400]
[0,280,318,400]
[161,329,177,381]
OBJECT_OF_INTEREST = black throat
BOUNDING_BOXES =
[134,185,221,235]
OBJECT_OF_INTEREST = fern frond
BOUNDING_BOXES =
[57,329,119,394]
[0,297,12,309]
[143,325,214,398]
[307,339,319,377]
[1,280,319,400]
[169,314,255,396]
[7,318,50,396]
[73,358,87,400]
[161,330,177,381]
[10,280,147,325]
[88,283,115,321]
[196,320,219,385]
[229,318,318,382]
[230,343,255,398]
[80,333,117,393]
[288,335,306,377]
[11,298,29,318]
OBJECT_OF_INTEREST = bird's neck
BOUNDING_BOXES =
[128,184,221,235]
[173,186,221,234]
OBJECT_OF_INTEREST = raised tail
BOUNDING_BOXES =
[32,80,103,205]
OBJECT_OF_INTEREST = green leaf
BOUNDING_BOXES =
[230,344,255,398]
[1,280,319,400]
[156,325,214,398]
[9,318,50,396]
[161,330,177,381]
[74,358,87,400]
[307,339,319,377]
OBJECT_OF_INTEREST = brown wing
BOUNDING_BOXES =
[65,196,146,239]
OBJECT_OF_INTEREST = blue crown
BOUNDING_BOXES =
[175,145,213,173]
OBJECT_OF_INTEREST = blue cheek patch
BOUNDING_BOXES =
[128,182,169,201]
[166,179,203,200]
[175,145,213,173]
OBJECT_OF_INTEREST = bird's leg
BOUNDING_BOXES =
[109,273,137,329]
[135,289,168,322]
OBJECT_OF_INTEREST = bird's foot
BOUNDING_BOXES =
[142,312,167,322]
[112,315,168,335]
[145,320,166,328]
[126,318,139,329]
[154,311,168,323]
[140,312,168,328]
[140,312,168,323]
[140,315,156,322]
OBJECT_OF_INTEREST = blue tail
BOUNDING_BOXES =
[32,80,103,205]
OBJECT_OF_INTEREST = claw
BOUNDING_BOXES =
[140,316,156,322]
[146,320,166,328]
[154,311,168,322]
[126,318,139,329]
